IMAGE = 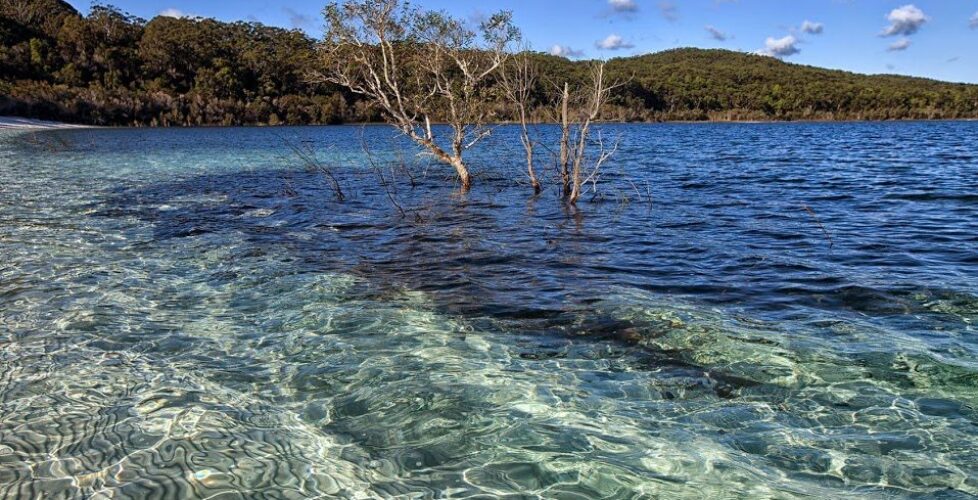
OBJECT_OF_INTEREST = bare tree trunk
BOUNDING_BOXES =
[450,131,472,191]
[559,82,571,197]
[515,100,537,194]
[568,119,590,204]
[451,157,472,191]
[567,63,615,205]
[522,129,539,194]
[515,104,539,194]
[500,49,540,194]
[420,136,473,191]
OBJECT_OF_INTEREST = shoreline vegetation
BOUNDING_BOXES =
[3,1,978,129]
[3,115,976,129]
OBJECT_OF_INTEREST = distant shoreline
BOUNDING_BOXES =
[2,115,974,130]
[0,117,93,130]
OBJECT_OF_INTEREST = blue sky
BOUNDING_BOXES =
[65,0,978,83]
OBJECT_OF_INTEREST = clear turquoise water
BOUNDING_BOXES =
[1,123,977,498]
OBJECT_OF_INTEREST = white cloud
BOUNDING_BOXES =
[608,0,638,13]
[550,45,584,58]
[881,5,928,37]
[800,20,823,35]
[888,38,911,51]
[759,35,800,58]
[158,8,188,18]
[970,12,978,29]
[705,25,730,41]
[596,34,635,50]
[658,1,678,21]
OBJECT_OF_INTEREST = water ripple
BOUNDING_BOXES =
[1,122,977,497]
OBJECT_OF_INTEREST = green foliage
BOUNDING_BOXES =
[1,6,977,126]
[0,0,78,37]
[1,3,346,125]
[28,37,44,66]
[600,48,978,121]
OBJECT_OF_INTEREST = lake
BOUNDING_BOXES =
[1,122,977,498]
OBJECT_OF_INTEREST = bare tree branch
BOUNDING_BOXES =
[500,47,541,194]
[280,135,345,201]
[567,62,621,204]
[315,0,519,191]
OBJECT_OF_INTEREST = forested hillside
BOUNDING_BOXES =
[604,49,978,121]
[3,1,977,126]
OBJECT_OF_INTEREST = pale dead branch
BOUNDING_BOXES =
[315,0,519,191]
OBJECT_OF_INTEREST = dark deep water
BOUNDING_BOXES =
[1,122,977,498]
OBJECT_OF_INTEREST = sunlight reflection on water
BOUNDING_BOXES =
[1,123,977,498]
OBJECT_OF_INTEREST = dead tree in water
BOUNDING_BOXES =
[556,62,621,205]
[502,58,621,202]
[499,49,541,194]
[559,82,571,197]
[317,0,518,191]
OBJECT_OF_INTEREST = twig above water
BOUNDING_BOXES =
[801,204,834,249]
[279,134,346,202]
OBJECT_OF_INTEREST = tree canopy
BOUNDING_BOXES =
[2,3,977,126]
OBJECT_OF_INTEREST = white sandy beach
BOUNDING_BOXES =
[0,116,90,129]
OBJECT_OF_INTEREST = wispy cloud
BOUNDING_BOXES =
[608,0,638,14]
[970,11,978,29]
[658,1,678,22]
[800,20,823,35]
[159,8,189,18]
[705,25,730,42]
[881,5,928,37]
[550,44,585,58]
[596,34,635,50]
[887,38,911,51]
[759,35,800,58]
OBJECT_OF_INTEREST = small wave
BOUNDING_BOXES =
[883,192,978,203]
